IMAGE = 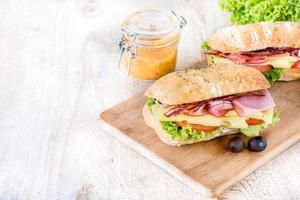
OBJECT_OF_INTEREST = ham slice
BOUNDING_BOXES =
[207,100,233,117]
[206,47,300,72]
[291,49,300,57]
[164,107,185,117]
[239,47,299,57]
[232,90,275,117]
[207,47,300,58]
[162,90,275,118]
[183,104,208,116]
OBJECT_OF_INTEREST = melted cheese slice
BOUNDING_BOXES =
[151,105,274,129]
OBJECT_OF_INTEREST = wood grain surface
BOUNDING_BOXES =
[100,81,300,198]
[1,0,300,199]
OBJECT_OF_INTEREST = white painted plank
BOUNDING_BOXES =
[0,0,300,199]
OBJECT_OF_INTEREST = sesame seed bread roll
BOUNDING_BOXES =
[144,63,270,105]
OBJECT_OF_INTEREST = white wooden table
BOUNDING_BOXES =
[1,0,300,199]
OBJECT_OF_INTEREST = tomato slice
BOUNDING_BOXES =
[190,124,219,132]
[247,64,273,73]
[175,121,218,132]
[246,118,264,125]
[291,60,300,68]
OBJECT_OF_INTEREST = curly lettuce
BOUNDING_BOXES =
[240,124,267,137]
[271,109,280,125]
[146,97,156,108]
[263,68,283,85]
[201,41,211,50]
[219,0,300,25]
[161,121,217,141]
[240,110,280,137]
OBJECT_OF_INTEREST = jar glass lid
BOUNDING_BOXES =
[122,9,180,37]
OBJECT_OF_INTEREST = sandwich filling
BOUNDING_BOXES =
[147,89,280,141]
[205,47,300,84]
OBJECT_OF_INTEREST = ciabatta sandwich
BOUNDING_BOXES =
[204,22,300,83]
[143,64,279,146]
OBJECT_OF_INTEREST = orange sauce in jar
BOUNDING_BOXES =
[119,9,186,80]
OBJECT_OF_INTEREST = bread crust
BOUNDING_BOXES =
[143,105,239,146]
[144,63,270,105]
[207,22,300,53]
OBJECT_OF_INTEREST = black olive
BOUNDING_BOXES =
[248,136,267,152]
[228,136,244,153]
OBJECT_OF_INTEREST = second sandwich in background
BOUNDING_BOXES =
[203,22,300,83]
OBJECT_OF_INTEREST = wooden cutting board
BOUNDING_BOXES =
[99,81,300,198]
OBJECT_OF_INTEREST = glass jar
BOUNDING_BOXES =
[118,9,186,80]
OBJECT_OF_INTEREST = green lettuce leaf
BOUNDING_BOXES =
[146,97,156,108]
[272,109,280,125]
[200,41,211,50]
[240,124,266,137]
[240,110,280,137]
[219,0,300,25]
[161,121,217,141]
[263,68,283,85]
